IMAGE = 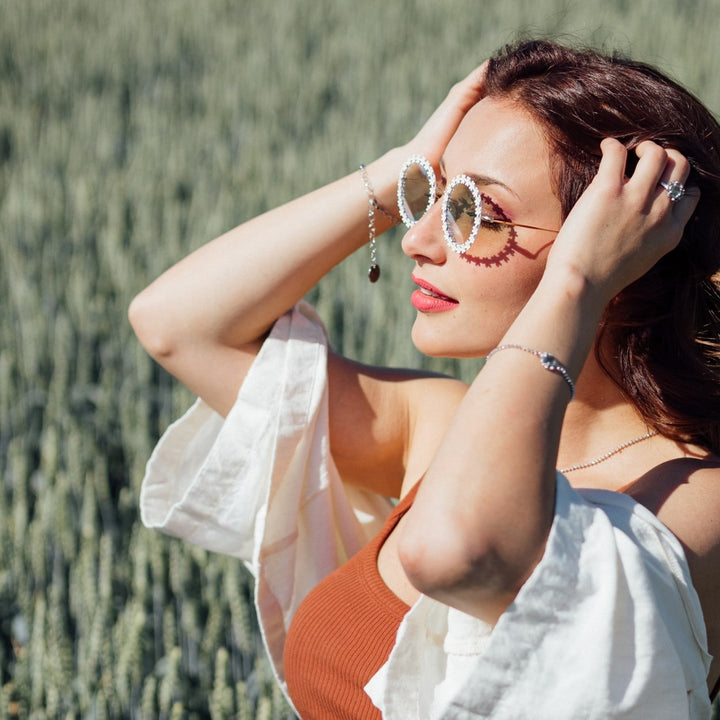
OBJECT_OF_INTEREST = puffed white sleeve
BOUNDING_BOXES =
[139,302,395,685]
[139,299,392,593]
[367,474,712,720]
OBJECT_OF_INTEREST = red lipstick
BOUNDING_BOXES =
[411,275,458,313]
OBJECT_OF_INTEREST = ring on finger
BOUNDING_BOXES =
[659,180,687,202]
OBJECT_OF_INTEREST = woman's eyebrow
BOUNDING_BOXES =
[439,157,519,199]
[464,171,519,199]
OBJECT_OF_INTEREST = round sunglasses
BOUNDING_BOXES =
[397,155,559,254]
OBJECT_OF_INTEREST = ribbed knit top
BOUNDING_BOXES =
[283,483,419,719]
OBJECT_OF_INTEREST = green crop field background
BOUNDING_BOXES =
[2,0,719,717]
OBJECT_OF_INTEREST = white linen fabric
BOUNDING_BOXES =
[140,303,712,719]
[365,483,712,719]
[140,301,393,698]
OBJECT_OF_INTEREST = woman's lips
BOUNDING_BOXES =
[411,275,458,312]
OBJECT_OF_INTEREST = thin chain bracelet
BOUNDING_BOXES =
[485,344,575,400]
[359,164,401,283]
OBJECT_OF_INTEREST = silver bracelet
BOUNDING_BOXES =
[485,344,575,400]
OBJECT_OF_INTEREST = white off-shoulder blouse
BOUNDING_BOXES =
[140,302,712,719]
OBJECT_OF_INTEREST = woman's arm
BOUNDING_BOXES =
[129,65,486,416]
[129,65,487,494]
[399,139,700,622]
[128,149,404,417]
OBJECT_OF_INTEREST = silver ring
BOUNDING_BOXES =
[660,180,686,202]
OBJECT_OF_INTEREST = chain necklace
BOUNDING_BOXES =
[558,431,659,473]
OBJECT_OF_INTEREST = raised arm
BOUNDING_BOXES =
[127,151,403,416]
[399,139,699,621]
[129,65,486,493]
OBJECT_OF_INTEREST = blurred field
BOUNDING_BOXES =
[2,0,720,717]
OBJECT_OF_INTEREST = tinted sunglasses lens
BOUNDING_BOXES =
[445,182,478,246]
[401,162,433,224]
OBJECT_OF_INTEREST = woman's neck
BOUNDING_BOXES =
[557,349,660,489]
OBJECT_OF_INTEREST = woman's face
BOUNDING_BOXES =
[401,97,564,358]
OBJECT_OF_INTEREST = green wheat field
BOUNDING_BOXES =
[2,0,720,717]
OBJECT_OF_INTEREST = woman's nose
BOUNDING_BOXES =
[401,203,448,264]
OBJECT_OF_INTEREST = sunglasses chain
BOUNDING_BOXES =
[359,164,401,283]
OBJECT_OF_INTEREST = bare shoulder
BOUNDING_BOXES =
[629,456,720,690]
[327,351,467,498]
[630,455,720,558]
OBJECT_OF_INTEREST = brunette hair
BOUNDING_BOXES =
[485,39,720,453]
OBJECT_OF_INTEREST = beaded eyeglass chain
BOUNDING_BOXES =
[359,164,401,282]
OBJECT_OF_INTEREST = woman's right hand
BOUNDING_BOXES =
[402,62,488,170]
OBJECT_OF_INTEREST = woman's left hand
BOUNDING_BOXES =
[545,138,699,305]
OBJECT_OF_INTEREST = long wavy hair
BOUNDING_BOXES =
[485,39,720,453]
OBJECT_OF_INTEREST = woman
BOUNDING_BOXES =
[130,40,720,718]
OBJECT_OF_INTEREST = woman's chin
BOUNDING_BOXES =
[411,322,489,360]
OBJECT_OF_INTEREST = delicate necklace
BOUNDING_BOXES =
[559,431,659,473]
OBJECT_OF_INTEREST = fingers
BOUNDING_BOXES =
[596,137,629,185]
[557,138,699,298]
[661,164,700,229]
[450,61,488,113]
[598,139,699,220]
[657,147,690,188]
[633,141,691,194]
[632,140,688,210]
[633,142,699,224]
[598,139,694,199]
[631,140,669,189]
[659,154,699,227]
[410,61,488,159]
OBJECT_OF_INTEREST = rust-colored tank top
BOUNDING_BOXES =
[283,483,419,719]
